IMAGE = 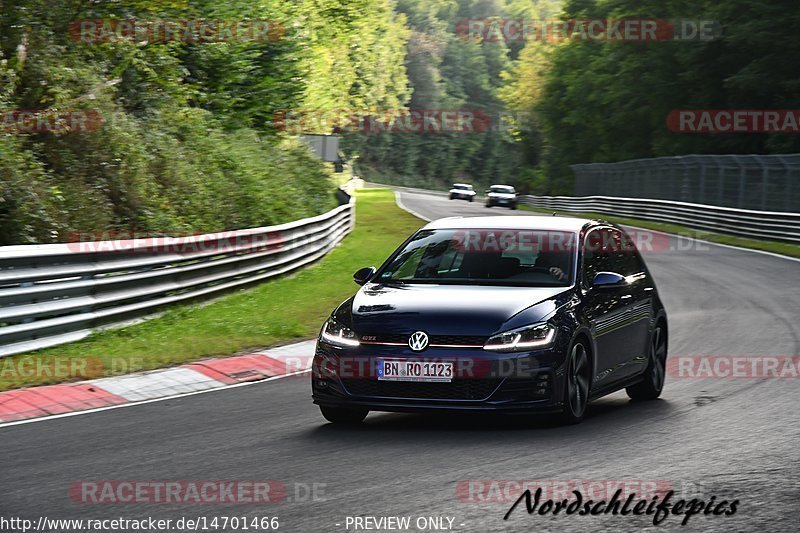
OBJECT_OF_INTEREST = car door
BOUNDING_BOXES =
[581,228,639,387]
[615,230,655,379]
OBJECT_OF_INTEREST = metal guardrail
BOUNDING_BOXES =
[0,193,355,358]
[572,154,800,213]
[521,195,800,244]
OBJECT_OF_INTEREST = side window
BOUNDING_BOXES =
[617,231,647,276]
[631,251,647,276]
[584,228,634,285]
[606,229,630,276]
[582,229,606,286]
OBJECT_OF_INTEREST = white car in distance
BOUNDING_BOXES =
[449,183,476,202]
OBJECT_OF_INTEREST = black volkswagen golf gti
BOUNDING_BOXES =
[312,216,668,424]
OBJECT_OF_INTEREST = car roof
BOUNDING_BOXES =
[451,183,472,187]
[489,184,515,188]
[422,215,596,232]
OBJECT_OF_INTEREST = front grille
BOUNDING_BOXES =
[431,335,487,346]
[341,378,502,400]
[367,333,487,346]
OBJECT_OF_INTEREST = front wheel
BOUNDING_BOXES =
[559,340,591,424]
[319,406,368,425]
[469,196,474,202]
[510,203,518,210]
[626,323,667,400]
[449,195,454,200]
[485,203,491,208]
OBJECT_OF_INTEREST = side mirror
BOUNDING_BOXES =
[592,271,627,289]
[353,266,376,286]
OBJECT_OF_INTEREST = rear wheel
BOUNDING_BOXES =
[626,323,667,400]
[319,406,368,425]
[449,194,454,200]
[559,340,591,424]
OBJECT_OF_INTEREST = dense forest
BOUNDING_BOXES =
[345,0,563,191]
[521,0,800,193]
[1,0,798,243]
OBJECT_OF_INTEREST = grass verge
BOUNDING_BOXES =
[0,189,424,391]
[519,204,800,258]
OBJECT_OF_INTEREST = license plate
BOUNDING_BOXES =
[377,359,453,382]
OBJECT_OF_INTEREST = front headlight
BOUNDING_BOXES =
[320,317,360,348]
[483,323,556,352]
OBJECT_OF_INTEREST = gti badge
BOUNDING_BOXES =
[408,331,429,352]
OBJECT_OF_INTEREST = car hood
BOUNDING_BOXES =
[341,283,569,336]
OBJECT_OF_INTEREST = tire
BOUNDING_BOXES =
[559,340,591,424]
[469,197,474,202]
[627,323,667,400]
[510,203,518,210]
[485,203,491,208]
[449,195,454,200]
[319,406,368,424]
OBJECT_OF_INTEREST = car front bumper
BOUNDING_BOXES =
[488,198,516,205]
[311,340,570,414]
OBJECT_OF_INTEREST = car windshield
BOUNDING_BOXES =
[375,229,576,287]
[453,185,471,190]
[490,186,514,194]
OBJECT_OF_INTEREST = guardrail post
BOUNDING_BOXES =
[80,274,93,315]
[20,282,35,324]
[759,159,768,211]
[737,158,746,209]
[699,162,707,205]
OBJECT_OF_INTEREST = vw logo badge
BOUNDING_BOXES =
[408,331,429,352]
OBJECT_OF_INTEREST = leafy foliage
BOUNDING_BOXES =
[0,0,409,244]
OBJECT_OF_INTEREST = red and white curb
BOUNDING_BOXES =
[0,340,316,426]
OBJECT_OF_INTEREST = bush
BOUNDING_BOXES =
[1,104,337,245]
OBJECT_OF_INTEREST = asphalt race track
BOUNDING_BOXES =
[3,189,799,532]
